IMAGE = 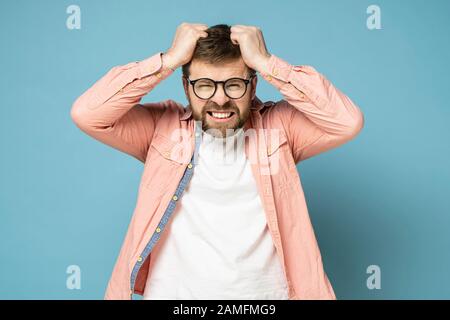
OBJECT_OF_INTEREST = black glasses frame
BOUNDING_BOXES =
[184,74,256,100]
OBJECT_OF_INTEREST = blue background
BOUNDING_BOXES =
[1,0,449,299]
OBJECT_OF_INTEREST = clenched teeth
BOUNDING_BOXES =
[211,112,232,118]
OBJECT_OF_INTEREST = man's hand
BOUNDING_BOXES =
[163,22,209,70]
[230,25,271,74]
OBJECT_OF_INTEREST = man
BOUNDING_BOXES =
[71,23,364,300]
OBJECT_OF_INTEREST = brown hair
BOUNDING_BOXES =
[181,24,256,78]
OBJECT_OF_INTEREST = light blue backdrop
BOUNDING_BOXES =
[1,0,449,299]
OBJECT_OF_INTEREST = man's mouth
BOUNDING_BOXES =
[206,111,236,122]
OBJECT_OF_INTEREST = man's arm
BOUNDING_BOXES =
[71,23,208,163]
[229,25,364,163]
[70,52,174,163]
[260,54,364,163]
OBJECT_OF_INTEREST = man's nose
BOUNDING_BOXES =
[210,83,229,106]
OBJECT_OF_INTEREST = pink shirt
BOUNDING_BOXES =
[142,127,290,300]
[71,51,364,300]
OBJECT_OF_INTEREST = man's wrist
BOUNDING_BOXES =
[161,52,179,71]
[253,54,272,75]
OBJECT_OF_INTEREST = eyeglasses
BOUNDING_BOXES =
[184,74,255,100]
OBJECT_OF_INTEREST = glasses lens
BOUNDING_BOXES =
[194,79,215,99]
[225,79,247,99]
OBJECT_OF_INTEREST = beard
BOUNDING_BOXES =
[190,99,251,138]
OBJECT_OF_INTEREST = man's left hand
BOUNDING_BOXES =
[230,25,271,74]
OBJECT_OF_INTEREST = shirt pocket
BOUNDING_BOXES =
[266,129,293,187]
[267,129,288,157]
[145,133,190,192]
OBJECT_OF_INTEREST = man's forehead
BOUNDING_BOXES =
[189,58,250,80]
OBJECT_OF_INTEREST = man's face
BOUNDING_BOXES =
[183,57,257,138]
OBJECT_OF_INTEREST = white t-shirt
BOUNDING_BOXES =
[143,128,289,300]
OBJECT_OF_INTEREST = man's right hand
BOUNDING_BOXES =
[162,22,209,70]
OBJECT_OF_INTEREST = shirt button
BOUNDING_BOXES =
[266,75,272,81]
[137,256,143,262]
[172,195,178,201]
[195,132,201,137]
[156,227,161,233]
[156,73,162,78]
[187,163,193,169]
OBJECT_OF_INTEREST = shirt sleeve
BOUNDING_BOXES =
[70,52,174,163]
[260,54,364,163]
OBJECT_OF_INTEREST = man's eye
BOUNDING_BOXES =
[226,84,242,90]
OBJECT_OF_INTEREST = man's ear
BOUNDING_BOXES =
[182,76,189,99]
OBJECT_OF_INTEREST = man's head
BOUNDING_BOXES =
[182,24,257,138]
